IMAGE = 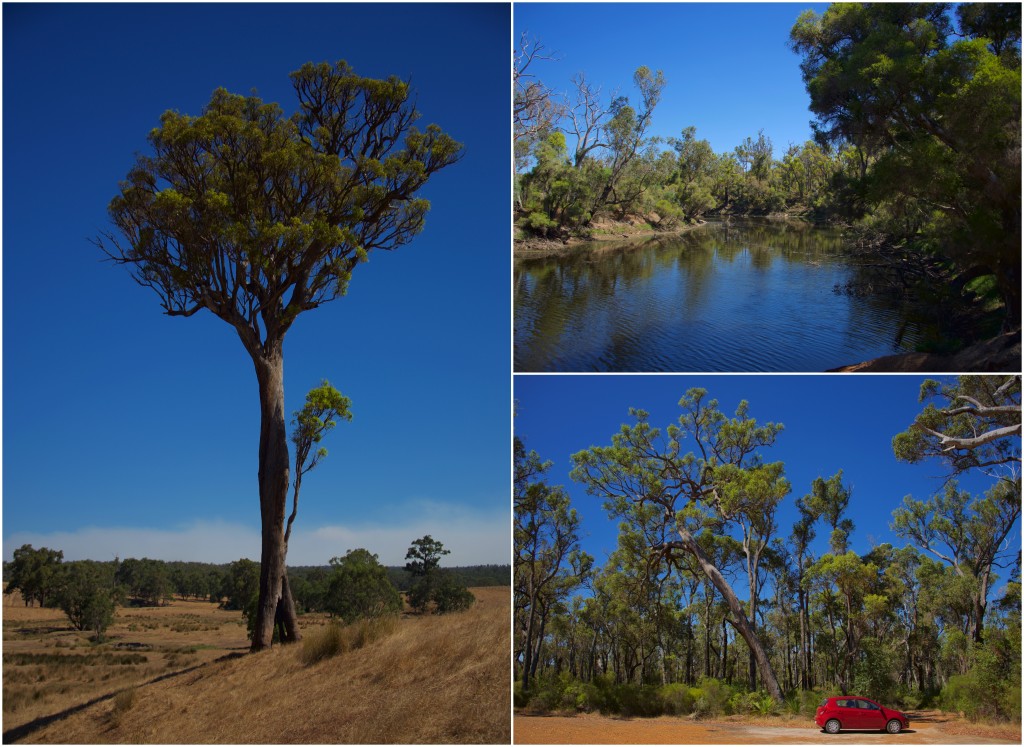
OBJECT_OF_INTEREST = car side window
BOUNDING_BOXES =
[844,699,859,708]
[862,701,879,710]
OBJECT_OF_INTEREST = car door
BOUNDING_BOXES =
[856,699,885,730]
[839,699,864,728]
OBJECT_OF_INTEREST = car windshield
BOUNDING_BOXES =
[819,699,828,707]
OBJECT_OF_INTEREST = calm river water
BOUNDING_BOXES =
[514,219,924,372]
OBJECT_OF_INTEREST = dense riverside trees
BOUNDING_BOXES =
[790,3,1021,330]
[513,50,865,235]
[514,376,1021,722]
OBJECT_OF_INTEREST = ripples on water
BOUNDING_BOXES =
[513,220,923,372]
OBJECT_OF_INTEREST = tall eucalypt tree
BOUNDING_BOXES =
[571,389,787,702]
[98,61,462,651]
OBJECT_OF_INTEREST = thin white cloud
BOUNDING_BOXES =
[4,521,262,564]
[4,505,510,567]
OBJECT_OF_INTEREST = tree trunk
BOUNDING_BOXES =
[798,582,809,689]
[530,606,548,681]
[748,568,758,692]
[672,527,784,701]
[251,346,300,651]
[704,591,712,678]
[522,593,537,691]
[721,615,729,682]
[275,572,301,644]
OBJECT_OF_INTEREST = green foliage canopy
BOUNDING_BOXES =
[5,544,64,607]
[102,61,463,352]
[790,3,1022,326]
[324,548,402,623]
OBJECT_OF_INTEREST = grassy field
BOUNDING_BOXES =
[3,586,510,743]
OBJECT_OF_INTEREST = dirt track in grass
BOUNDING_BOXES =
[514,710,1021,744]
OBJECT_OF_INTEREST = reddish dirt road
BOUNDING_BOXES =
[514,711,1020,744]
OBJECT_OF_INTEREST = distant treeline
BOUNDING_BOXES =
[3,550,509,612]
[293,564,511,593]
[4,542,505,642]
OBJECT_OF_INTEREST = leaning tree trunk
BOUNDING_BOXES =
[673,526,784,702]
[251,345,301,651]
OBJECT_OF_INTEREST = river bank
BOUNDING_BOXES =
[514,220,707,261]
[830,329,1021,373]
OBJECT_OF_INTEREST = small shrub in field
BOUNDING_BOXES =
[299,616,398,666]
[729,690,776,716]
[692,677,732,717]
[522,675,563,713]
[523,673,595,714]
[942,669,1015,721]
[752,691,779,716]
[658,683,695,715]
[787,689,829,717]
[109,687,137,725]
[563,679,601,712]
[432,580,474,614]
[300,622,346,665]
[347,615,397,649]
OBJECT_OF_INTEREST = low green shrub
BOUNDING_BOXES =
[513,680,528,709]
[786,688,831,718]
[753,691,779,716]
[693,677,733,717]
[432,580,475,614]
[657,682,695,715]
[999,684,1021,722]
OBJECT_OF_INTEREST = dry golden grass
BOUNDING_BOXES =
[3,591,249,734]
[8,587,510,744]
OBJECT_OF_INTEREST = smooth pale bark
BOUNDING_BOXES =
[666,526,784,702]
[923,423,1022,454]
[251,346,300,651]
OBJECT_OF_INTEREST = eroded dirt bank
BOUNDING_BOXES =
[829,329,1021,373]
[514,711,1020,745]
[514,221,706,260]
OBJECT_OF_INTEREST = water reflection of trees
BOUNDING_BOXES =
[513,219,910,370]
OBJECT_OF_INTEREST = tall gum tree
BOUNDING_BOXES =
[570,388,786,702]
[892,375,1021,643]
[98,61,462,651]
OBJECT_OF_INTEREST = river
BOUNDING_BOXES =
[514,219,925,372]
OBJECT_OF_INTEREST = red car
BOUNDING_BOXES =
[815,696,910,734]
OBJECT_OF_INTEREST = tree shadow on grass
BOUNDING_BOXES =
[2,652,245,743]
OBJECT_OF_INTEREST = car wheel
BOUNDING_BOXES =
[885,719,902,734]
[825,719,841,734]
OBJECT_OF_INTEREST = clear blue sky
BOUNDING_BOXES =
[515,375,1020,597]
[3,3,511,566]
[516,2,831,156]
